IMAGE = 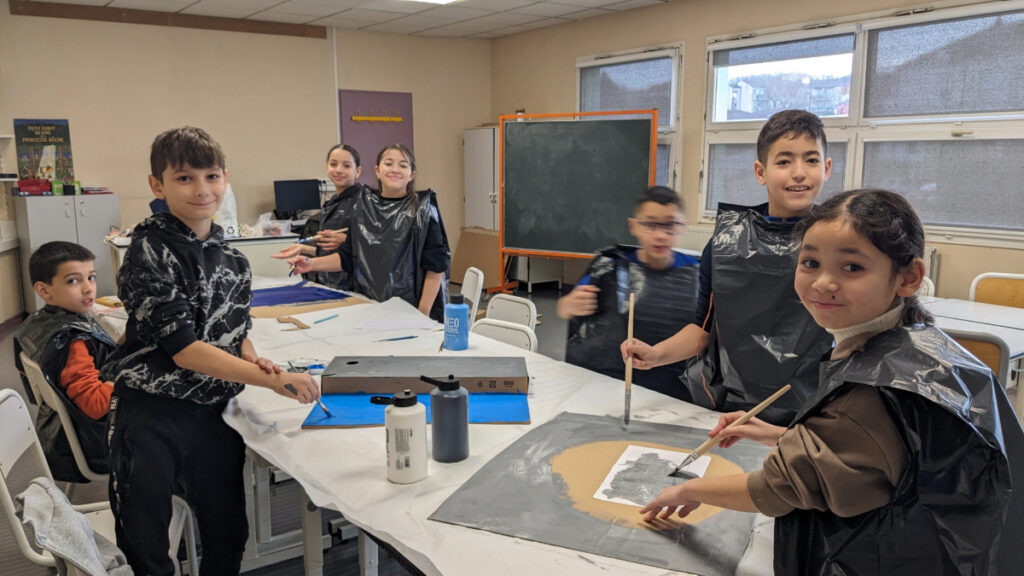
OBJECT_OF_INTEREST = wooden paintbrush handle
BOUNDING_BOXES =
[692,384,792,457]
[624,293,635,388]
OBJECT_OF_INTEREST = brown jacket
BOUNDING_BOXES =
[747,329,908,518]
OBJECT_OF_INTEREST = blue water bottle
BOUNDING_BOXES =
[443,294,469,351]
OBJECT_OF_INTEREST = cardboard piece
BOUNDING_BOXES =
[431,413,770,576]
[249,297,368,319]
[450,227,501,289]
[322,356,529,394]
[300,393,530,428]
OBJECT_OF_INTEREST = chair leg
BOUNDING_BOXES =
[182,508,199,576]
[171,496,200,576]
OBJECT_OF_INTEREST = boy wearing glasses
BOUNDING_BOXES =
[558,186,698,400]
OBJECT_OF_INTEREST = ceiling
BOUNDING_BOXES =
[36,0,669,38]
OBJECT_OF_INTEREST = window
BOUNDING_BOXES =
[711,34,854,123]
[865,11,1024,117]
[578,46,682,188]
[701,3,1024,244]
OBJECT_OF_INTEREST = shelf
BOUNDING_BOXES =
[0,178,16,182]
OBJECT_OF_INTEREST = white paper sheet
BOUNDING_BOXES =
[594,444,711,506]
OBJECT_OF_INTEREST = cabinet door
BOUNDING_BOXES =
[464,127,498,230]
[74,195,120,298]
[15,196,78,312]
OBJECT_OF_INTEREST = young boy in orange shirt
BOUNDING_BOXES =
[14,241,116,481]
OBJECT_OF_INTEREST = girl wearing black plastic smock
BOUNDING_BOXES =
[640,189,1024,575]
[289,144,451,321]
[272,144,363,289]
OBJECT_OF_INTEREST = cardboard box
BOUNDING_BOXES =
[450,227,501,289]
[322,356,529,395]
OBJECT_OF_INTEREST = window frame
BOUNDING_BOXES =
[698,0,1024,249]
[576,44,684,190]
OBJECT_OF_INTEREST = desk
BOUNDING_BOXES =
[926,298,1024,360]
[110,235,300,279]
[224,296,774,576]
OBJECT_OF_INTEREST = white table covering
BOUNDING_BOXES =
[225,297,774,575]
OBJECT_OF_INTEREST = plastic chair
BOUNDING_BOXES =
[19,354,198,575]
[1,389,120,574]
[916,276,935,297]
[969,273,1024,388]
[969,273,1024,308]
[471,318,538,352]
[942,328,1019,423]
[461,266,484,325]
[486,293,537,329]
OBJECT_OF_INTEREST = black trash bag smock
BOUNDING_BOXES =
[684,203,832,423]
[301,183,363,290]
[343,188,451,322]
[565,245,699,401]
[775,325,1024,575]
[13,306,115,482]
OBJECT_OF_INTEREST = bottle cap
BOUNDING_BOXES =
[420,374,460,391]
[393,389,418,407]
[449,293,465,305]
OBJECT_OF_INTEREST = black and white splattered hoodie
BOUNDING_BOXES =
[100,212,252,405]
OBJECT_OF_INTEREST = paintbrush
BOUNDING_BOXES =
[297,227,349,244]
[624,292,635,426]
[668,384,791,478]
[284,382,333,418]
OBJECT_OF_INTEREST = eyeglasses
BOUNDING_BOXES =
[632,219,686,234]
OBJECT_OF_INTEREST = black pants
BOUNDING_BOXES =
[108,385,248,576]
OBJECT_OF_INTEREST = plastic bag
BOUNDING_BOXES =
[214,183,239,237]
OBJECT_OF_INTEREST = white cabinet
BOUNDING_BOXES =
[15,195,120,313]
[464,127,499,230]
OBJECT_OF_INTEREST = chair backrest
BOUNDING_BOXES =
[916,276,935,297]
[0,390,194,574]
[471,318,538,352]
[19,352,105,483]
[486,293,537,329]
[969,273,1024,309]
[0,389,55,567]
[943,329,1011,388]
[461,266,484,324]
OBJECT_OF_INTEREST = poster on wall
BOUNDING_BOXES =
[338,90,413,188]
[14,119,75,181]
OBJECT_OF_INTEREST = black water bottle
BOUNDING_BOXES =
[422,375,469,463]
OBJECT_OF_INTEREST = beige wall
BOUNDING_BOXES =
[490,0,1024,298]
[335,30,492,251]
[0,0,337,227]
[0,1,490,297]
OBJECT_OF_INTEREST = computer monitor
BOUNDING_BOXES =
[274,179,322,215]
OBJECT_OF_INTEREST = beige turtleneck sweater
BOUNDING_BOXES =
[746,304,909,518]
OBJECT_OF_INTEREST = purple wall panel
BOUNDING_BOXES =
[338,90,414,187]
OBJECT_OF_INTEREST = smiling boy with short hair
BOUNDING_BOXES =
[102,126,320,575]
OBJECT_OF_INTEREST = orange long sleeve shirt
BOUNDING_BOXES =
[59,339,113,420]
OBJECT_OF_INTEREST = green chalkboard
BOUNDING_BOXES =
[502,118,652,255]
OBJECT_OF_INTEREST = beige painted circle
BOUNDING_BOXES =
[550,440,744,530]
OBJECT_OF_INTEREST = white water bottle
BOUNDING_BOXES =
[384,390,427,484]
